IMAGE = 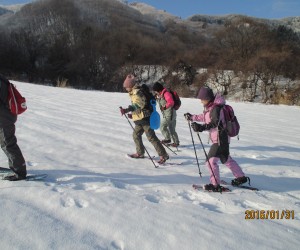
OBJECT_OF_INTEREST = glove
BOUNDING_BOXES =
[184,113,192,121]
[191,122,206,132]
[120,107,129,116]
[127,114,132,119]
[160,106,166,111]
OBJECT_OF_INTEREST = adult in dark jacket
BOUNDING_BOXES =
[0,74,27,181]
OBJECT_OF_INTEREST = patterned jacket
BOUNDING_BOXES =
[127,85,151,122]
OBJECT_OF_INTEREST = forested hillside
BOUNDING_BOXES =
[0,0,299,104]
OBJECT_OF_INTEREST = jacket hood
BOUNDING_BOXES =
[213,93,226,106]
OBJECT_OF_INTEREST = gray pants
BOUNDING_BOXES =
[133,122,168,157]
[0,107,26,177]
[160,111,179,145]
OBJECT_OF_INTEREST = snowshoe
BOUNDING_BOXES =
[157,155,169,164]
[127,153,145,159]
[3,174,26,181]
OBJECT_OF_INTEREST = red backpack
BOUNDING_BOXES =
[167,89,181,110]
[7,82,27,115]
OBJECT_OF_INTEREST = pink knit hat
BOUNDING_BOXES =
[123,74,136,88]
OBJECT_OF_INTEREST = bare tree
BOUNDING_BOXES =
[214,17,270,71]
[240,73,260,102]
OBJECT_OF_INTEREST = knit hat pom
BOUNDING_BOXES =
[123,74,136,88]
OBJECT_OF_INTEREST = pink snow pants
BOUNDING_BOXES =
[206,156,245,185]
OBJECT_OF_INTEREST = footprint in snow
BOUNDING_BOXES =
[177,191,198,202]
[52,186,65,193]
[61,197,88,208]
[61,197,75,207]
[26,161,38,167]
[110,240,124,250]
[75,199,89,208]
[111,181,127,189]
[199,202,223,213]
[144,194,160,204]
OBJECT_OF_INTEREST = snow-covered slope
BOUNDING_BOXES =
[0,4,24,13]
[0,81,299,249]
[129,2,182,22]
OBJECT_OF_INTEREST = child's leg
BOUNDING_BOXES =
[206,157,220,185]
[224,156,245,178]
[160,117,171,141]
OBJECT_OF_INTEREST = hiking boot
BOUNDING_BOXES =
[157,155,169,164]
[161,139,171,144]
[203,184,229,192]
[3,174,26,181]
[231,176,250,186]
[203,184,220,192]
[128,153,145,159]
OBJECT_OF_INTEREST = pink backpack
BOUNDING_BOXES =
[221,104,240,137]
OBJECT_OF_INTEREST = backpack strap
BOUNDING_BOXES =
[137,85,154,117]
[209,104,228,145]
[209,104,223,125]
[0,76,9,106]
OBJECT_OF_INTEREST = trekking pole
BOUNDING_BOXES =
[120,107,158,168]
[162,143,177,155]
[187,120,202,177]
[196,132,219,185]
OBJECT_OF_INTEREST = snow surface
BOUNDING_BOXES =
[129,2,181,22]
[0,81,299,250]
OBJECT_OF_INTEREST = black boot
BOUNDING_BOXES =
[203,184,221,192]
[3,174,26,181]
[231,176,250,186]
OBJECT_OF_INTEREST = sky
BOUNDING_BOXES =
[1,0,300,19]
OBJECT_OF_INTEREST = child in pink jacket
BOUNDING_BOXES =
[152,82,180,147]
[185,86,249,192]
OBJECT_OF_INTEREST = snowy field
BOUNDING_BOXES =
[0,81,299,250]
